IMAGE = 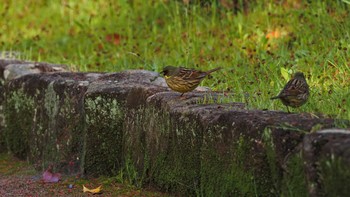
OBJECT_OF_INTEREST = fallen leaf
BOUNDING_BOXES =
[83,185,102,194]
[266,30,281,39]
[105,33,121,46]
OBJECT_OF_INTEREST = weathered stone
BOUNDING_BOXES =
[261,114,339,196]
[0,59,67,153]
[144,94,337,196]
[4,72,102,174]
[141,93,244,195]
[1,61,350,196]
[81,69,347,196]
[0,59,66,80]
[4,63,66,80]
[0,59,29,153]
[0,59,28,153]
[0,85,5,153]
[303,129,350,197]
[83,70,168,176]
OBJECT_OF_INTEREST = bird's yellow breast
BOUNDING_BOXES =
[164,76,199,93]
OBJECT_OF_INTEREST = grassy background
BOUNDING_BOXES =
[0,0,349,119]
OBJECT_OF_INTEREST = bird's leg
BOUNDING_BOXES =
[179,93,188,100]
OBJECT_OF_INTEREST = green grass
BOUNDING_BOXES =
[1,0,349,119]
[0,153,36,176]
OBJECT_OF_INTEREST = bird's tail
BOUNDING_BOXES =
[206,67,222,74]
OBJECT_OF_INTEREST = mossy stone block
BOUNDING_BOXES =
[84,95,124,176]
[4,73,98,173]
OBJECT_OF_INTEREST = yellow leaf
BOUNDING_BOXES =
[83,185,102,194]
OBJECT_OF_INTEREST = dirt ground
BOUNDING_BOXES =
[0,153,168,197]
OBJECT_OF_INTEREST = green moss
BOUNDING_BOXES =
[263,128,307,197]
[263,128,281,194]
[123,107,165,187]
[84,96,124,176]
[38,81,61,169]
[57,90,86,174]
[0,111,6,153]
[201,133,260,196]
[320,156,350,196]
[0,153,36,176]
[281,153,307,197]
[5,81,86,174]
[0,130,5,153]
[45,86,86,174]
[153,113,200,194]
[123,105,202,195]
[4,89,35,159]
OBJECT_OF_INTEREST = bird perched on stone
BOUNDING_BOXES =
[271,72,309,113]
[161,65,221,97]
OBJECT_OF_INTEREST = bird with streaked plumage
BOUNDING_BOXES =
[161,65,221,97]
[271,72,309,113]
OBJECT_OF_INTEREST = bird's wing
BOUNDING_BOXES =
[280,79,307,97]
[178,67,207,80]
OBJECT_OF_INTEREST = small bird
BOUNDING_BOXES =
[271,72,309,113]
[161,65,221,97]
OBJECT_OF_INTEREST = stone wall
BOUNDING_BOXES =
[0,59,349,196]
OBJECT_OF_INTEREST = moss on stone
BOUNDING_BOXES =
[0,112,6,153]
[263,128,307,197]
[4,74,344,196]
[57,91,86,174]
[5,80,87,174]
[39,81,61,169]
[84,96,124,176]
[0,130,5,153]
[281,153,307,197]
[263,128,282,195]
[201,132,260,196]
[123,105,202,195]
[320,156,350,196]
[4,89,35,159]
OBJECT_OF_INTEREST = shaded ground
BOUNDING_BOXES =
[0,153,168,197]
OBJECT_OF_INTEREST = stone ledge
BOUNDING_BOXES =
[1,59,349,196]
[303,129,350,196]
[4,72,103,173]
[0,59,67,81]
